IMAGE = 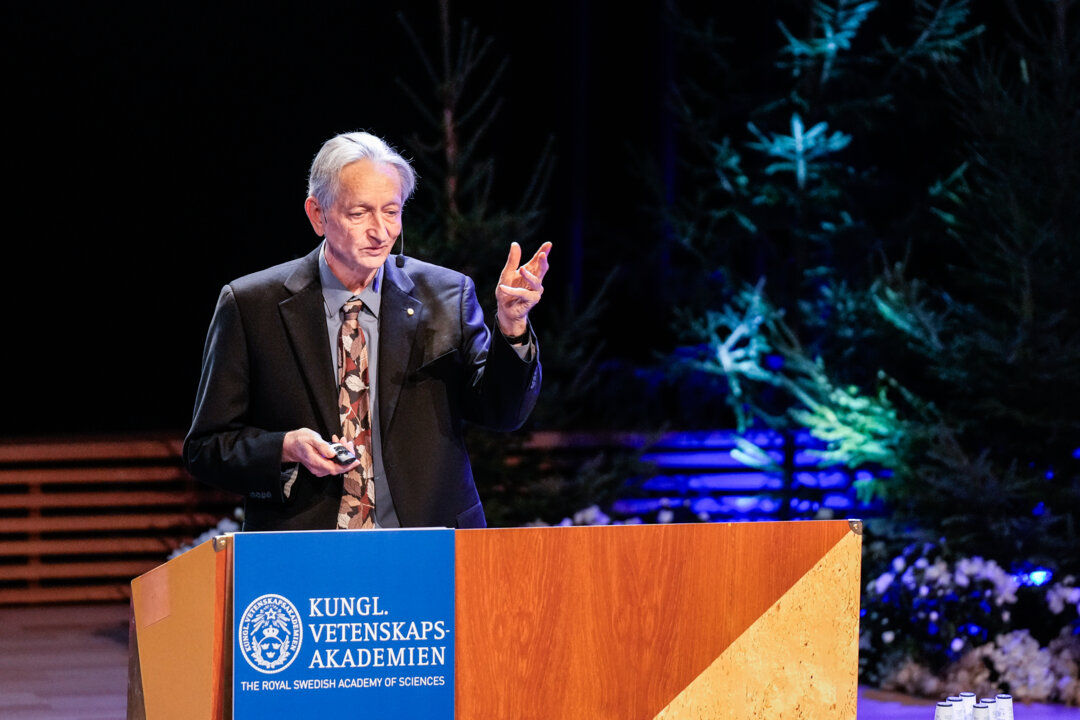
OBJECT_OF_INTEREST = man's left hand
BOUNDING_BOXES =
[496,241,552,338]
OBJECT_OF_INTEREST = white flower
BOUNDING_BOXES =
[657,509,674,524]
[882,659,941,697]
[1046,583,1080,614]
[944,645,994,697]
[882,631,895,644]
[872,572,895,595]
[951,638,965,653]
[926,559,951,586]
[919,585,930,597]
[981,559,1020,605]
[573,505,599,524]
[892,557,906,573]
[930,611,939,621]
[983,630,1056,703]
[957,556,982,578]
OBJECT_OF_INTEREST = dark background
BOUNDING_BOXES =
[1,1,1003,437]
[3,0,683,436]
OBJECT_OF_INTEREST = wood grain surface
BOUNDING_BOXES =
[130,537,231,720]
[454,520,853,719]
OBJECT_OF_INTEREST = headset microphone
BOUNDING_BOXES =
[395,227,406,268]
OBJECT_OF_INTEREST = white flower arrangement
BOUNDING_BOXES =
[861,541,1080,705]
[168,508,243,559]
[525,503,645,527]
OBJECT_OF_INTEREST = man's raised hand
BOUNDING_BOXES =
[495,241,551,338]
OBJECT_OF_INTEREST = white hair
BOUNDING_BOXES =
[307,131,418,208]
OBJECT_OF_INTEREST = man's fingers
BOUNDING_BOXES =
[527,243,552,267]
[498,285,542,310]
[335,459,361,474]
[500,242,550,290]
[518,265,538,281]
[498,284,534,298]
[523,244,551,281]
[534,255,549,281]
[516,266,545,291]
[501,242,522,280]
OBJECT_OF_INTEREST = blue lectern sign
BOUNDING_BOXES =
[232,529,455,719]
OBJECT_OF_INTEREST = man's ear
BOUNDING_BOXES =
[304,196,325,236]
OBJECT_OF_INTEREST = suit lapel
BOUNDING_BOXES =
[279,248,340,437]
[379,260,423,434]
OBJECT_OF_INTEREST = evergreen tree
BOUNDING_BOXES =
[659,1,1080,572]
[873,0,1080,568]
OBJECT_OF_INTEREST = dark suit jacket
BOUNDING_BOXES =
[183,246,541,530]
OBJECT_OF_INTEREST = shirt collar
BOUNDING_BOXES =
[318,242,383,319]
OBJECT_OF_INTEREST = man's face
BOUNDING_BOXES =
[307,158,403,290]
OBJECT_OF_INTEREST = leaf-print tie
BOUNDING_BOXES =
[336,299,375,529]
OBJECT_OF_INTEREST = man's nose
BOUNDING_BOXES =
[367,216,392,243]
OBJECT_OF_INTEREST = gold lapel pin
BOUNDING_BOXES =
[407,308,414,316]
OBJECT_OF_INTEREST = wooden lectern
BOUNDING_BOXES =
[129,520,862,719]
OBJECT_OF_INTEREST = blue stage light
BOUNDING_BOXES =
[1012,567,1053,587]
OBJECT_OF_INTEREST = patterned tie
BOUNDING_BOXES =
[336,299,376,529]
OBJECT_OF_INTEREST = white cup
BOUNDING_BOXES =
[995,694,1014,720]
[959,692,977,720]
[935,701,958,719]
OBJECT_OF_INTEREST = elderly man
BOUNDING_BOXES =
[184,131,550,531]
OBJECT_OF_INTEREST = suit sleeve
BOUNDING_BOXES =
[458,275,542,431]
[183,285,290,503]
